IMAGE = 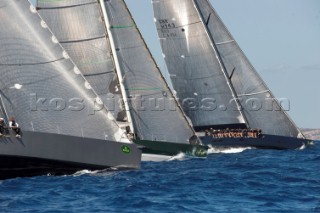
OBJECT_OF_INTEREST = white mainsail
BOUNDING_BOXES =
[152,0,303,138]
[37,0,127,124]
[152,0,247,130]
[0,0,125,141]
[38,0,198,144]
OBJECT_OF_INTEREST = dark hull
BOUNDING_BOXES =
[133,139,208,157]
[200,134,311,150]
[0,131,141,179]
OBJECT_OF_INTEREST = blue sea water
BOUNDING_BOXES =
[0,142,319,213]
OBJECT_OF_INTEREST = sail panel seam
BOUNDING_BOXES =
[0,58,64,66]
[37,1,96,10]
[83,70,114,77]
[59,35,107,44]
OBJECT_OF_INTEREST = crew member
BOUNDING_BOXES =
[9,117,21,138]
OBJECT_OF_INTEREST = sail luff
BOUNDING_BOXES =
[98,0,135,133]
[192,0,249,128]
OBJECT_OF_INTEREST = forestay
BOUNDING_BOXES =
[103,0,196,143]
[152,0,246,130]
[37,0,126,122]
[0,0,126,141]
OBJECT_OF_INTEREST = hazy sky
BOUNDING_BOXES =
[31,0,320,128]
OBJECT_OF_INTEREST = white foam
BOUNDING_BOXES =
[167,152,187,161]
[72,168,119,177]
[208,146,253,154]
[298,143,306,150]
[73,170,98,176]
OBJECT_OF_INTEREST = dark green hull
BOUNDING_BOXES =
[133,139,208,157]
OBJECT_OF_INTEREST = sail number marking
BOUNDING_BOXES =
[159,19,177,38]
[159,19,176,29]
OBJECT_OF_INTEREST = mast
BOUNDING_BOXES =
[193,0,249,128]
[98,0,135,134]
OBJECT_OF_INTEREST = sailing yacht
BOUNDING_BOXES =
[0,0,141,179]
[37,0,208,159]
[152,0,312,149]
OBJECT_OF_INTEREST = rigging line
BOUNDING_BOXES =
[0,58,64,66]
[59,35,107,44]
[156,20,202,30]
[37,1,96,10]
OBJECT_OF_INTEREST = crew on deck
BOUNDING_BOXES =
[207,128,262,139]
[9,117,21,138]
